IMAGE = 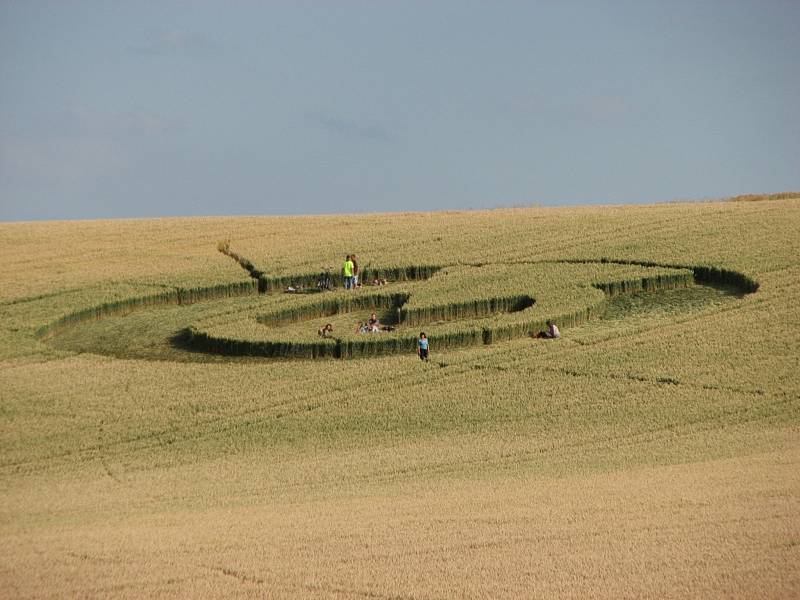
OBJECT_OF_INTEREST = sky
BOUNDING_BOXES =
[1,0,798,221]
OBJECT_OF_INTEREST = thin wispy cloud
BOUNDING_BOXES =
[573,95,636,124]
[0,105,184,208]
[128,30,220,58]
[113,110,187,136]
[307,112,395,144]
[27,106,188,139]
[0,137,126,186]
[508,93,636,127]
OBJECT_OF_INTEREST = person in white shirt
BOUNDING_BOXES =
[536,321,560,339]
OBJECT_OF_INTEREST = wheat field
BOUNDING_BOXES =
[1,197,799,598]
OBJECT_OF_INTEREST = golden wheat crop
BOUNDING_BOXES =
[0,196,798,599]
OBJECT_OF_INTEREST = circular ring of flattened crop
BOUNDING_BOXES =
[37,257,758,361]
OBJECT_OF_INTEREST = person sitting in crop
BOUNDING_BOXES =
[368,312,380,332]
[318,323,333,338]
[535,321,560,339]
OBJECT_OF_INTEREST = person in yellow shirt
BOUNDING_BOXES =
[342,255,355,289]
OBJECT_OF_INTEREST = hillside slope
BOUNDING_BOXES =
[1,198,798,599]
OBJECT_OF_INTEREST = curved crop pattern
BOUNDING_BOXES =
[37,247,758,361]
[553,258,759,294]
[180,262,700,359]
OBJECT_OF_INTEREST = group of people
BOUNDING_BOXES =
[318,255,560,355]
[355,312,396,334]
[316,321,556,361]
[342,254,360,290]
[342,255,388,289]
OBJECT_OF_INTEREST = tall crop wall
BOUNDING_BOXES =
[258,265,442,293]
[37,280,258,340]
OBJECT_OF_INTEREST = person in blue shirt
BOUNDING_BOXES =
[417,332,429,361]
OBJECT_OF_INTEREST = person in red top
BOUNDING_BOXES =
[351,254,360,288]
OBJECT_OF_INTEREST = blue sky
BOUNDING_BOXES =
[1,1,798,221]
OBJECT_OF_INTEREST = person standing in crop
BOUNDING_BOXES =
[417,332,429,361]
[351,254,360,288]
[342,255,355,290]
